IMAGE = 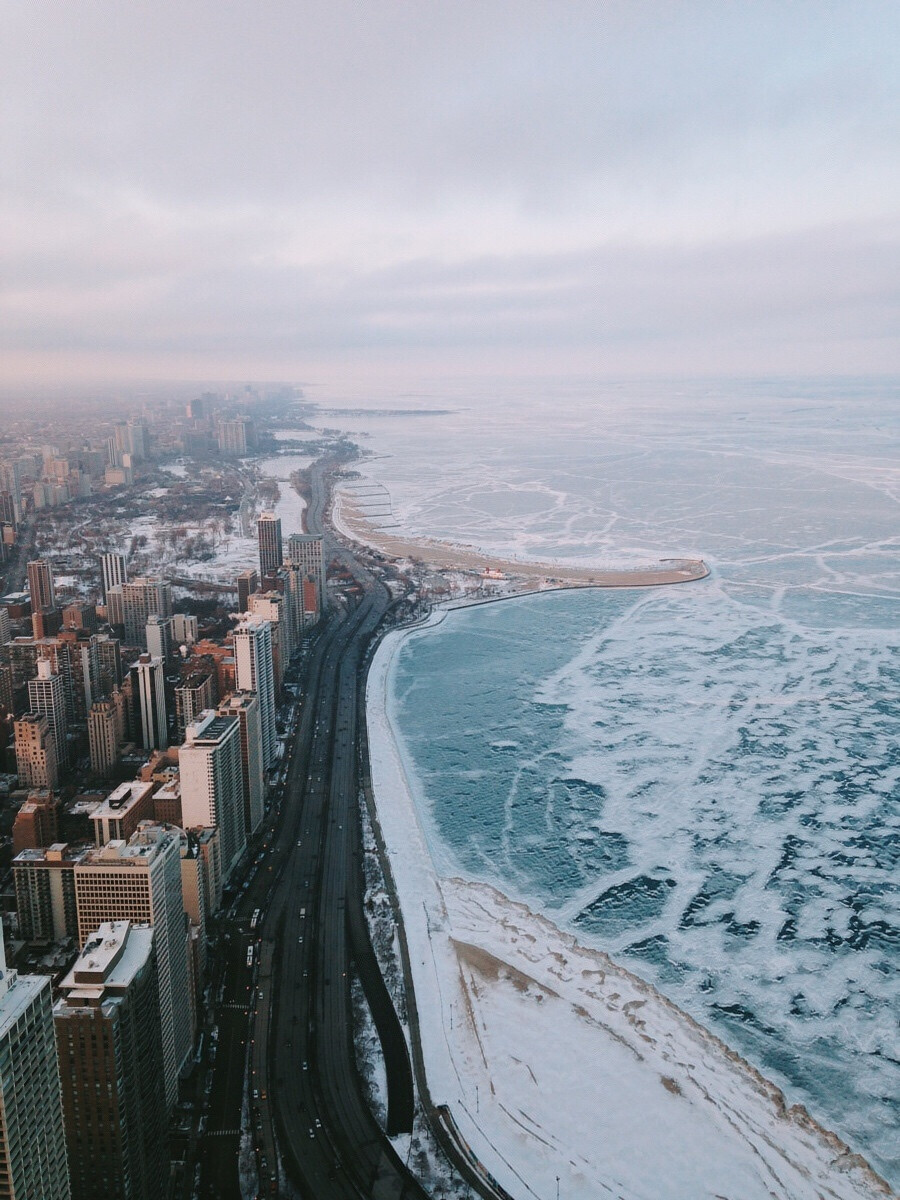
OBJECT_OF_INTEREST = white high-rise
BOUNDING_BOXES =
[145,614,173,664]
[122,578,172,647]
[180,712,246,879]
[28,659,68,768]
[247,591,287,686]
[285,532,326,599]
[74,825,191,1109]
[100,551,128,603]
[218,692,265,837]
[132,653,168,750]
[0,924,70,1199]
[233,617,276,769]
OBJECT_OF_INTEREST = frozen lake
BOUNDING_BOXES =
[336,376,900,1185]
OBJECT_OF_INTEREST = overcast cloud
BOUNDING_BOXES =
[2,0,899,384]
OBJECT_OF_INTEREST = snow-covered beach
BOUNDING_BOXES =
[366,615,892,1200]
[333,483,709,588]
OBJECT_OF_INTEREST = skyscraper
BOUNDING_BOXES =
[100,551,128,603]
[26,558,56,612]
[0,924,70,1200]
[88,698,120,776]
[236,568,258,613]
[0,663,14,715]
[248,591,286,686]
[0,459,22,522]
[174,670,216,742]
[283,561,306,647]
[181,712,246,879]
[233,617,276,769]
[94,631,124,694]
[216,416,252,455]
[14,713,58,790]
[256,512,282,578]
[122,578,172,647]
[11,790,59,854]
[261,566,297,659]
[285,532,326,601]
[90,781,156,847]
[28,659,68,765]
[105,583,125,629]
[74,825,191,1108]
[14,842,87,943]
[218,691,265,837]
[55,628,102,722]
[131,653,168,750]
[171,612,198,645]
[55,921,169,1200]
[145,613,173,664]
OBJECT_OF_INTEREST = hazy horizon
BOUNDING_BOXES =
[2,1,899,388]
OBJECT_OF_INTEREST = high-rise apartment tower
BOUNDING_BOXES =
[233,617,276,769]
[100,552,128,603]
[55,921,169,1200]
[0,924,70,1199]
[180,712,246,879]
[26,559,56,612]
[74,825,191,1108]
[256,512,282,578]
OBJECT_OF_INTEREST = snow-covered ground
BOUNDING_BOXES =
[366,622,892,1200]
[119,454,310,584]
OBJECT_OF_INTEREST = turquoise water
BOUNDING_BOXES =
[358,379,900,1184]
[390,588,899,1183]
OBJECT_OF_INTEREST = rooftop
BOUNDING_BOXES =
[0,972,50,1036]
[58,921,153,1002]
[14,841,90,865]
[91,780,154,818]
[185,712,236,745]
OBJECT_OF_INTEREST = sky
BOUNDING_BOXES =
[2,1,899,386]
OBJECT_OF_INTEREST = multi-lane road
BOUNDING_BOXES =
[191,462,430,1199]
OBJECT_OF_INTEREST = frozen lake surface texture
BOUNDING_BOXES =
[332,378,899,1187]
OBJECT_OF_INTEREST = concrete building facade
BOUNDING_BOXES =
[180,713,246,880]
[217,691,265,837]
[131,653,168,751]
[13,843,87,943]
[0,926,70,1200]
[74,826,191,1108]
[256,512,282,578]
[233,617,276,770]
[54,922,168,1200]
[14,713,58,790]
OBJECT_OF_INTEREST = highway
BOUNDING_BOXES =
[192,460,427,1199]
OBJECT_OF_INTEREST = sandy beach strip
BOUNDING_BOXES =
[332,487,709,587]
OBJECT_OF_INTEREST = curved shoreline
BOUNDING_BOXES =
[364,613,891,1200]
[332,485,710,588]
